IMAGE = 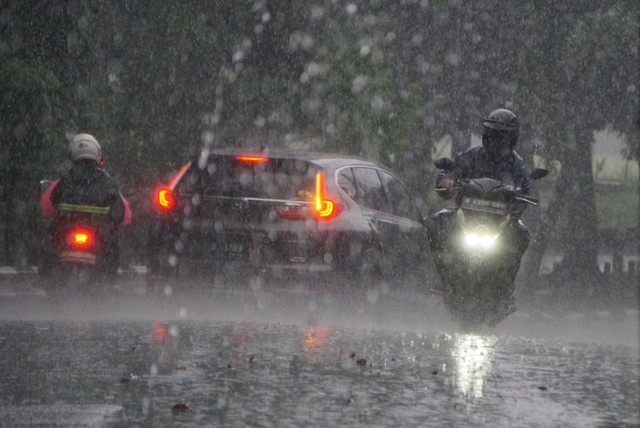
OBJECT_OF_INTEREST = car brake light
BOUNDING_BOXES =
[314,172,337,219]
[236,155,268,163]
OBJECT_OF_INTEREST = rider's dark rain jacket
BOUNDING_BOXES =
[41,160,131,226]
[436,145,531,219]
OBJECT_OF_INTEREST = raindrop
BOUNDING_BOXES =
[445,52,460,65]
[379,281,390,295]
[306,62,323,76]
[371,96,384,111]
[198,149,210,168]
[311,6,324,19]
[351,75,367,94]
[346,4,357,15]
[142,398,150,416]
[325,124,336,135]
[250,275,263,292]
[254,117,266,127]
[232,51,244,63]
[366,288,379,304]
[150,363,159,376]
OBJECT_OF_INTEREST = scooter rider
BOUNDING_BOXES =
[435,108,531,221]
[40,133,131,278]
[428,108,531,287]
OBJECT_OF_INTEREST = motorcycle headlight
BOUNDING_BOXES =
[463,231,497,249]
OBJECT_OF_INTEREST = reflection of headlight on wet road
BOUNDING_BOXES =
[453,334,497,398]
[463,233,497,249]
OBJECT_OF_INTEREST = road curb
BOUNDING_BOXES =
[0,266,147,275]
[0,266,147,287]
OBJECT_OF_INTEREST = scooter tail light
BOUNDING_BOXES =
[70,229,93,247]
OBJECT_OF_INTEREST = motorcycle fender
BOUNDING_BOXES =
[60,251,97,265]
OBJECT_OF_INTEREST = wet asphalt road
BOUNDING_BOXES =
[0,281,638,427]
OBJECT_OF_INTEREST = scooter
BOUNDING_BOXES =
[429,158,548,326]
[39,180,114,295]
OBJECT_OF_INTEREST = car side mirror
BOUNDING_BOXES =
[433,157,455,171]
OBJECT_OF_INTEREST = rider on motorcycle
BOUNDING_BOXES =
[39,133,131,278]
[428,109,531,301]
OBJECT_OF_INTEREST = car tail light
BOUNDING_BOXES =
[157,189,174,209]
[69,228,93,247]
[154,162,190,211]
[274,172,338,220]
[274,204,309,220]
[314,172,337,219]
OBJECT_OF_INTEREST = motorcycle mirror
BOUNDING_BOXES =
[529,168,549,180]
[40,179,53,192]
[433,157,455,171]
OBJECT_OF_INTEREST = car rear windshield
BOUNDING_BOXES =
[175,155,321,200]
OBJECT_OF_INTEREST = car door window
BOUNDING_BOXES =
[352,167,390,213]
[379,170,421,222]
[337,168,357,199]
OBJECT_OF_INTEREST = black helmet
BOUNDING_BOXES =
[482,109,519,159]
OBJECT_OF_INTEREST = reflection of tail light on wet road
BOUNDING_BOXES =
[150,320,168,343]
[304,325,331,364]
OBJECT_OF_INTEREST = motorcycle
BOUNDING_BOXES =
[39,180,115,295]
[429,158,548,326]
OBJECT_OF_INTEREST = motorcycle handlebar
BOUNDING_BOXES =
[514,194,538,205]
[435,186,538,205]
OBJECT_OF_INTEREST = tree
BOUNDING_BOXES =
[0,2,70,266]
[517,1,638,283]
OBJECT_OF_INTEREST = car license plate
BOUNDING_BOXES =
[227,242,244,253]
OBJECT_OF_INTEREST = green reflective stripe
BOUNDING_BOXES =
[58,203,110,214]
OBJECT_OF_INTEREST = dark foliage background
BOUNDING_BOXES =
[1,0,637,283]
